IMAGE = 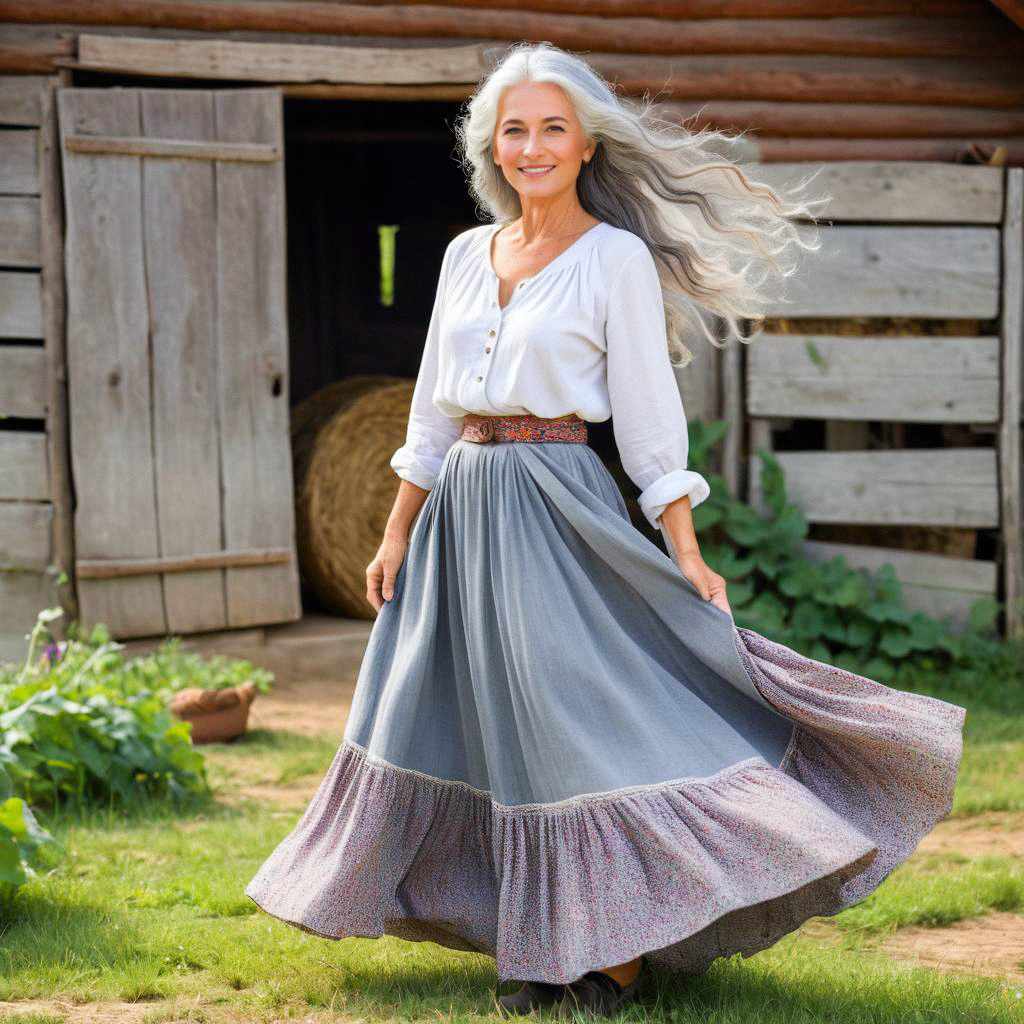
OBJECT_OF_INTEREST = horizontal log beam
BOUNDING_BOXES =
[283,81,477,100]
[258,1,999,17]
[755,137,1024,164]
[0,2,1019,58]
[663,100,1024,138]
[60,35,1024,109]
[588,53,1024,106]
[73,33,491,84]
[0,39,73,74]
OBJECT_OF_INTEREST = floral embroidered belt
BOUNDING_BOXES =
[461,412,588,444]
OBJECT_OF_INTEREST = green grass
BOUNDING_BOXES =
[0,693,1022,1023]
[835,854,1024,936]
[953,740,1024,816]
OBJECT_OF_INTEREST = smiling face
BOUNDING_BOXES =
[492,80,595,202]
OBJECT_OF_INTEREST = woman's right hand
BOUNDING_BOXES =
[366,532,409,613]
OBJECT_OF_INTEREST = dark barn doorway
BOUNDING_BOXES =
[284,98,476,407]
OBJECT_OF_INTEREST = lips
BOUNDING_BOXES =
[519,166,554,176]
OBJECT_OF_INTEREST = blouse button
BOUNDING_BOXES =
[485,346,491,353]
[488,329,496,337]
[476,375,483,382]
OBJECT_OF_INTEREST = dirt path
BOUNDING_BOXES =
[0,1000,151,1024]
[247,674,355,739]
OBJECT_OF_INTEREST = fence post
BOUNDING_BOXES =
[1000,167,1024,638]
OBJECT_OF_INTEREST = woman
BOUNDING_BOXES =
[245,42,966,1018]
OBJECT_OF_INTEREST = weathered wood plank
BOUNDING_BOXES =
[0,195,40,266]
[77,34,491,84]
[800,539,997,629]
[140,88,227,635]
[57,87,166,639]
[766,226,1000,318]
[0,432,48,500]
[0,74,47,126]
[746,335,1000,423]
[0,569,59,666]
[64,132,279,162]
[0,128,38,193]
[675,344,718,429]
[749,448,1000,527]
[39,70,78,632]
[749,161,1003,224]
[215,88,301,628]
[77,547,292,579]
[0,501,51,569]
[721,325,743,498]
[1001,167,1024,638]
[0,271,42,338]
[0,345,46,418]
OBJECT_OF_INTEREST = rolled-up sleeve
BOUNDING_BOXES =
[389,240,464,491]
[605,246,710,529]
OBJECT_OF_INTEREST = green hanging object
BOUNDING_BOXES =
[378,224,399,307]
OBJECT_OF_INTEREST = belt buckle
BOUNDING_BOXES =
[464,417,494,443]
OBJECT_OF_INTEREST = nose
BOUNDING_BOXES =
[522,132,546,157]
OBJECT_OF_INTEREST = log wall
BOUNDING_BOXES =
[0,0,1021,164]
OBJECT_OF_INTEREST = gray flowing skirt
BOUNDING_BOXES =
[245,438,966,984]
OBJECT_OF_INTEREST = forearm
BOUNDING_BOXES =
[385,479,431,541]
[658,494,700,556]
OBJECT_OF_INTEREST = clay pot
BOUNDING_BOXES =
[170,680,259,744]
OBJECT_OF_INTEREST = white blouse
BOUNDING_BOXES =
[389,220,711,529]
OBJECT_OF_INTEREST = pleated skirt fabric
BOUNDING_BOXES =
[244,437,966,984]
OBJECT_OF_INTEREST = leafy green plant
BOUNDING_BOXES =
[61,624,275,699]
[0,608,277,811]
[0,792,57,900]
[686,419,1010,689]
[0,668,208,811]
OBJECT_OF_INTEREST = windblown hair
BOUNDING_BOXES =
[453,40,830,367]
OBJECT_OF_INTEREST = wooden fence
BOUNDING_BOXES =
[732,161,1022,635]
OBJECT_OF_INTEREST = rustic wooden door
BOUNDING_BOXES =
[57,86,300,638]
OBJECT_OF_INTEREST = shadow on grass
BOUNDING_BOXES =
[294,936,1018,1023]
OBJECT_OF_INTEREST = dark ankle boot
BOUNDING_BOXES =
[495,979,567,1016]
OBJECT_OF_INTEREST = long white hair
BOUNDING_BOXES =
[453,40,829,367]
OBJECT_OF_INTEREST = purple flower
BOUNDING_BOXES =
[41,640,67,666]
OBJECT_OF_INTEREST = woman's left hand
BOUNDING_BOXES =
[676,548,732,619]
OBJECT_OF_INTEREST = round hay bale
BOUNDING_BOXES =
[297,379,421,619]
[291,374,402,494]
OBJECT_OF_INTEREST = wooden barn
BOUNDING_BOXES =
[1,1,1024,663]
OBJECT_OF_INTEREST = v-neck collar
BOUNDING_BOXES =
[487,221,606,309]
